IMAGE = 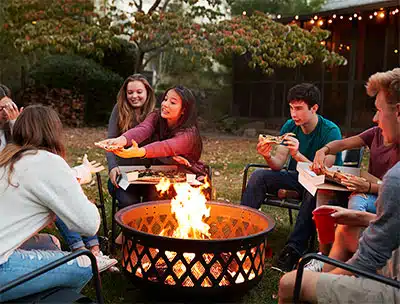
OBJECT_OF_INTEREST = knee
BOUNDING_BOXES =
[278,271,297,302]
[247,169,269,187]
[348,193,365,211]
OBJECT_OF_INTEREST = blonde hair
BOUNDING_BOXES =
[117,74,156,132]
[366,68,400,105]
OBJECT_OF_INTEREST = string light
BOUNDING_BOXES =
[395,49,399,54]
[320,41,326,46]
[280,6,399,28]
[242,11,246,16]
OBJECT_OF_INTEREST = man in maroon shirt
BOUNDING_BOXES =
[313,126,399,214]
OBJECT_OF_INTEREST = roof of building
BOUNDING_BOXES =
[320,0,396,12]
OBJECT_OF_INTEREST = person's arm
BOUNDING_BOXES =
[322,135,365,158]
[142,128,198,159]
[29,154,100,236]
[336,170,400,275]
[122,112,158,146]
[257,141,290,171]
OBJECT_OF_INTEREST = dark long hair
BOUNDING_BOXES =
[117,74,156,132]
[0,105,66,186]
[159,86,199,135]
[157,85,202,153]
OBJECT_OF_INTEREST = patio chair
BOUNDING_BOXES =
[241,147,364,225]
[109,165,213,254]
[0,249,104,304]
[95,172,109,254]
[293,252,400,303]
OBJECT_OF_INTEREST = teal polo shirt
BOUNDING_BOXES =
[280,115,343,171]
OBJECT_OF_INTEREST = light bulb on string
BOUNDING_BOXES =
[332,14,337,18]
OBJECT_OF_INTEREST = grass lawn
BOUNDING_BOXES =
[63,127,368,304]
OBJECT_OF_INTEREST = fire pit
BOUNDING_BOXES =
[115,200,275,298]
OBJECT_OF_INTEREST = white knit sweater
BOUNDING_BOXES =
[0,150,100,264]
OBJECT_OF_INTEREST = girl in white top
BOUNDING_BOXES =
[0,105,103,302]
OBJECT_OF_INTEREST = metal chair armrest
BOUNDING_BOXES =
[294,252,400,303]
[241,163,271,199]
[0,249,104,304]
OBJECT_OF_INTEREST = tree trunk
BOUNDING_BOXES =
[134,51,145,73]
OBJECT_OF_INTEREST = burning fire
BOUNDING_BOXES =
[123,177,261,287]
[156,177,211,239]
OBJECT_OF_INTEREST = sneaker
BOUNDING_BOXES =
[304,253,324,272]
[96,255,118,273]
[275,245,301,272]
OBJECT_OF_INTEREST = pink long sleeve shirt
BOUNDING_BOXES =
[122,112,205,175]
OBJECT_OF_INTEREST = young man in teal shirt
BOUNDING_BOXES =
[241,83,343,271]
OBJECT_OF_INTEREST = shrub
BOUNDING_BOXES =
[29,54,123,124]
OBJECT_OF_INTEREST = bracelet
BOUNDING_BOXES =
[324,145,331,154]
[367,182,371,193]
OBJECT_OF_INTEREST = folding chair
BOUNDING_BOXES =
[0,249,104,304]
[95,172,109,254]
[293,252,400,303]
[241,148,365,225]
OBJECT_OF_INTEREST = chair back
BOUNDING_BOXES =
[342,147,364,168]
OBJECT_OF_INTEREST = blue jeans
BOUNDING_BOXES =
[241,169,305,209]
[55,217,99,251]
[0,234,92,302]
[348,193,377,213]
[107,179,158,209]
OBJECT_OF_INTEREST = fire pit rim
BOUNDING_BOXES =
[115,200,275,244]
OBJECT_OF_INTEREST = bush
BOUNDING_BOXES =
[29,54,124,125]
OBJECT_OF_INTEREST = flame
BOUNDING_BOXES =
[156,178,211,239]
[125,178,259,287]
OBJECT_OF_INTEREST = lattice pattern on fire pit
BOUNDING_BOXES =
[122,239,265,287]
[116,200,275,294]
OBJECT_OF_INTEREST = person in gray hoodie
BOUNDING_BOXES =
[278,68,400,303]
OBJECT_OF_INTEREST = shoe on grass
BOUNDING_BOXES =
[96,255,118,273]
[275,245,301,272]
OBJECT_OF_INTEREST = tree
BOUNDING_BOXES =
[103,0,225,72]
[1,0,122,61]
[227,0,326,17]
[1,0,346,76]
[208,12,347,75]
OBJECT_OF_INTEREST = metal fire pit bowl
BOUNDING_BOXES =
[115,200,275,299]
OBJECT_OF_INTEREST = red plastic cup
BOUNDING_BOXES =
[312,208,336,244]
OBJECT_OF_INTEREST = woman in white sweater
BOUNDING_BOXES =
[0,105,103,302]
